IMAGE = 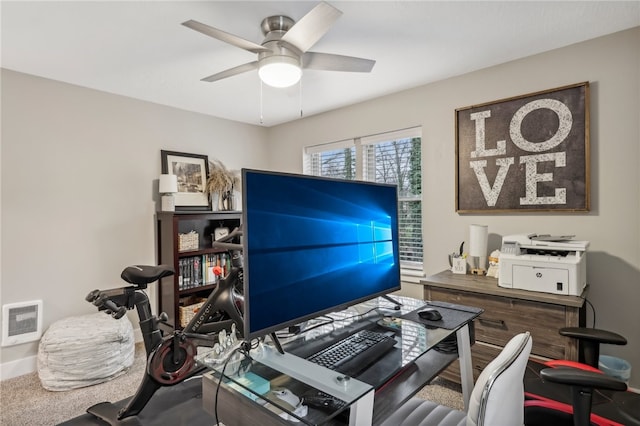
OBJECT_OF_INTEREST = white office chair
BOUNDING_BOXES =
[380,332,532,426]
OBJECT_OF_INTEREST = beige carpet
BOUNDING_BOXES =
[415,376,464,411]
[1,342,462,425]
[1,343,146,426]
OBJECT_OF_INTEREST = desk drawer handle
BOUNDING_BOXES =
[478,318,506,328]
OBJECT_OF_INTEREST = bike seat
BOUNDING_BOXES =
[121,265,174,287]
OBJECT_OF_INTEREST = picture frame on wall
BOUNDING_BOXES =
[161,150,211,211]
[455,82,590,213]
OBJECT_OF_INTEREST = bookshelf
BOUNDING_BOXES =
[156,211,242,329]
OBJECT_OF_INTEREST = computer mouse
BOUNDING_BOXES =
[418,308,442,321]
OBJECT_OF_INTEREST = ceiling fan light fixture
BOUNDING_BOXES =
[258,55,302,88]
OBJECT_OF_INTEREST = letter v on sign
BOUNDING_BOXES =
[470,158,515,206]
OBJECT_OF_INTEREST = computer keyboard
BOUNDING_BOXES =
[306,329,396,377]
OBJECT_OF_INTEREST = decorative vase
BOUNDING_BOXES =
[219,190,233,211]
[212,191,233,211]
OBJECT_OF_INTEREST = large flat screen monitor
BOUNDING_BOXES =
[242,169,401,341]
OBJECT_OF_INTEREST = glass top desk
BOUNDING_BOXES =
[198,296,482,426]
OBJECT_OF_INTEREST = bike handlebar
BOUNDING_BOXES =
[86,289,127,319]
[212,227,243,251]
[102,297,127,319]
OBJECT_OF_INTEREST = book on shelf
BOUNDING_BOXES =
[179,254,228,290]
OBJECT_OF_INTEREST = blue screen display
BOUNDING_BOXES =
[242,169,401,339]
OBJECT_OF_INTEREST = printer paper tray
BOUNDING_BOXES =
[513,265,569,295]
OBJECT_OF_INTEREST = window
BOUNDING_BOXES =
[304,127,423,273]
[304,139,355,179]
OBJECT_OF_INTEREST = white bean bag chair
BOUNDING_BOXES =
[37,312,134,391]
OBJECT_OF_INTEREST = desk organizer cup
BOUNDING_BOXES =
[451,256,467,274]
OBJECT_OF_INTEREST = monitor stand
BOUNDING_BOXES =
[382,294,402,310]
[270,332,285,354]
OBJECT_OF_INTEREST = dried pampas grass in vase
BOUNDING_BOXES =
[206,159,240,211]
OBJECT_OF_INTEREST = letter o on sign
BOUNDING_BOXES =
[510,99,573,152]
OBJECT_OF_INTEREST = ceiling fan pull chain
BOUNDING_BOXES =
[260,80,264,125]
[299,79,304,118]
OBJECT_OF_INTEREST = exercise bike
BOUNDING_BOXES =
[84,228,245,425]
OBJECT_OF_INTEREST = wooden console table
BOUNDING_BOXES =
[421,270,587,384]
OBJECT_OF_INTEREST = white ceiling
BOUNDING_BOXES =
[2,1,639,127]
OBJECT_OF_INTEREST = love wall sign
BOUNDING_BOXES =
[455,82,590,213]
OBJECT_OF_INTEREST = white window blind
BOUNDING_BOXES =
[304,127,423,271]
[303,139,355,179]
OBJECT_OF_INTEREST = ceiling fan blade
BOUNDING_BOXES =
[280,2,342,53]
[201,61,259,83]
[182,20,270,54]
[302,52,375,73]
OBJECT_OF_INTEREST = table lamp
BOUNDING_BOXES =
[469,224,488,275]
[159,174,178,212]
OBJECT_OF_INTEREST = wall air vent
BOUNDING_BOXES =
[2,300,43,346]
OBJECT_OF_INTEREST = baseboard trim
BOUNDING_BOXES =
[0,354,37,381]
[0,327,143,381]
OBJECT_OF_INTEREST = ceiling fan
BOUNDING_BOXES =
[182,1,376,88]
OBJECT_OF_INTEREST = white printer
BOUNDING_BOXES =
[498,234,589,296]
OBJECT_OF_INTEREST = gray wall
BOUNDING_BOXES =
[266,27,640,387]
[0,69,269,371]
